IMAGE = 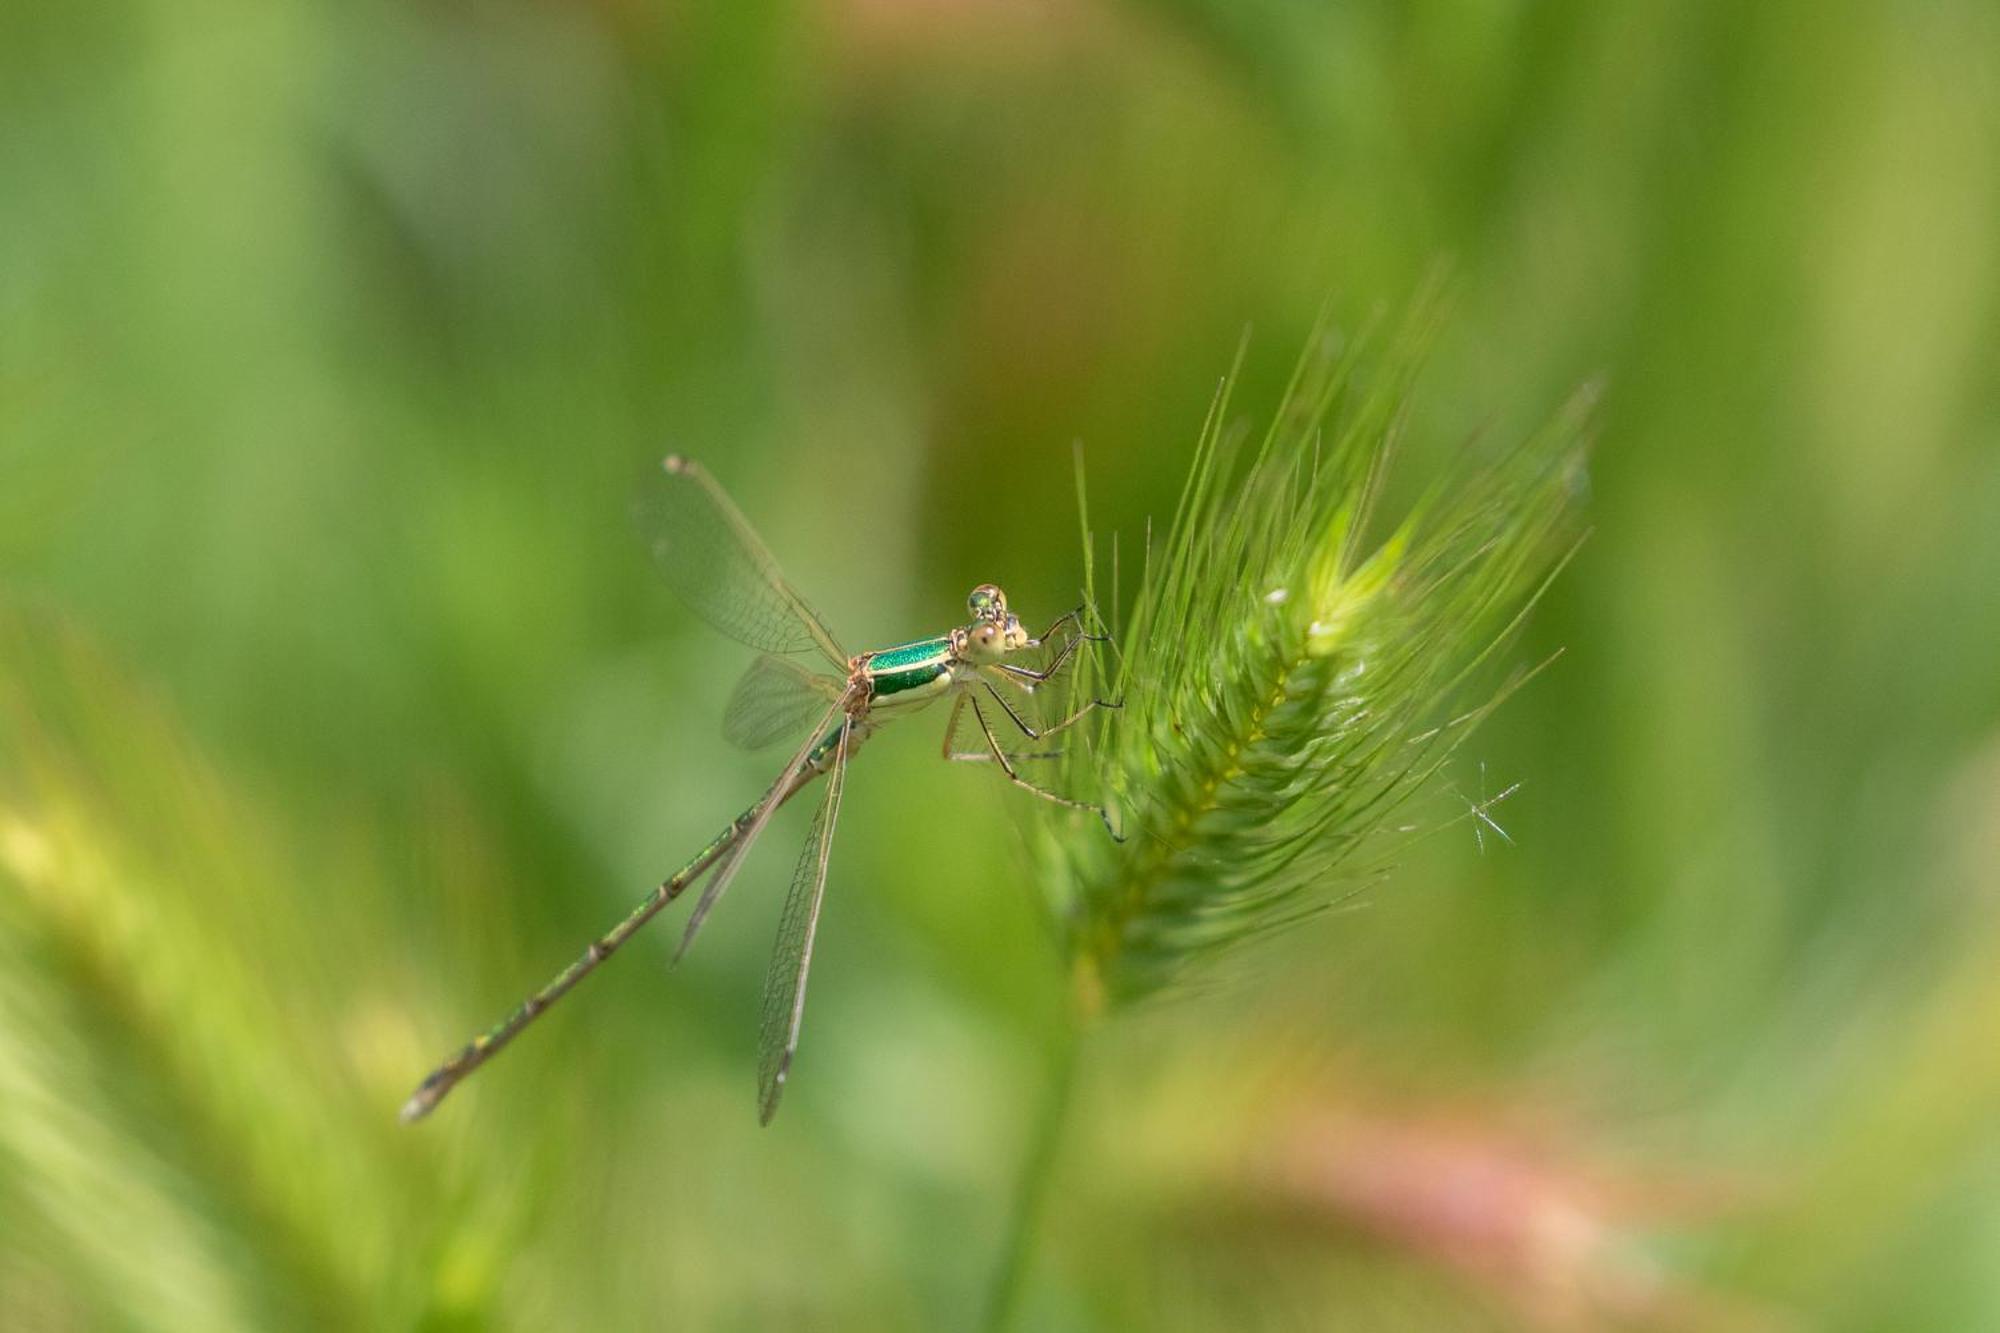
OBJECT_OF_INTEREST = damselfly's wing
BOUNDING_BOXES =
[636,456,847,669]
[676,702,841,961]
[723,655,845,751]
[757,717,851,1124]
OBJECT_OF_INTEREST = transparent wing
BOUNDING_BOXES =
[757,718,851,1124]
[635,456,846,668]
[676,702,841,961]
[723,655,845,751]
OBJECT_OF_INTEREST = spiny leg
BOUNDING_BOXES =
[943,690,1060,762]
[1029,604,1115,648]
[939,693,966,761]
[1027,607,1086,648]
[980,679,1108,743]
[995,618,1123,730]
[970,694,1121,839]
[948,745,1067,764]
[1008,612,1110,688]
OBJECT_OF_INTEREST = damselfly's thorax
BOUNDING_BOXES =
[851,634,952,706]
[849,584,1032,710]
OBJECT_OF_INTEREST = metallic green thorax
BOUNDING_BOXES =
[861,635,953,699]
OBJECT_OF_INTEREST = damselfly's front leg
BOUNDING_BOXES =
[995,610,1123,747]
[969,694,1122,839]
[1004,607,1110,691]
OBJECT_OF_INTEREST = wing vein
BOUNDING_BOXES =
[757,716,851,1123]
[636,456,847,666]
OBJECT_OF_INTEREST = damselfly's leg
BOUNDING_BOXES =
[939,694,966,760]
[1027,606,1088,646]
[996,612,1123,734]
[943,691,1061,762]
[1008,607,1110,689]
[1030,603,1116,647]
[980,679,1108,743]
[969,694,1122,840]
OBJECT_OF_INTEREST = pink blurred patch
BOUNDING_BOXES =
[1254,1104,1778,1331]
[823,0,1084,63]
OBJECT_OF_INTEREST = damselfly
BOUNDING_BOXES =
[402,456,1118,1125]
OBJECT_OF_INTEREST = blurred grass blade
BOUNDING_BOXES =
[0,607,522,1328]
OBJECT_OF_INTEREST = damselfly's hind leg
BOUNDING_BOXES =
[939,694,964,761]
[978,679,1114,744]
[940,693,1062,763]
[969,694,1123,841]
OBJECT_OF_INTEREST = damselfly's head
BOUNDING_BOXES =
[956,584,1028,663]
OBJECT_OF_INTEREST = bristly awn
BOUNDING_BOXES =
[402,456,1120,1126]
[1463,761,1519,855]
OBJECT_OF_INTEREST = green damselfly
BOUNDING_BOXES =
[402,455,1118,1125]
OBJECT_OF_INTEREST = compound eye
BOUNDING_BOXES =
[968,583,1007,618]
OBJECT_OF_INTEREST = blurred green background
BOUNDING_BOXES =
[4,0,1999,1328]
